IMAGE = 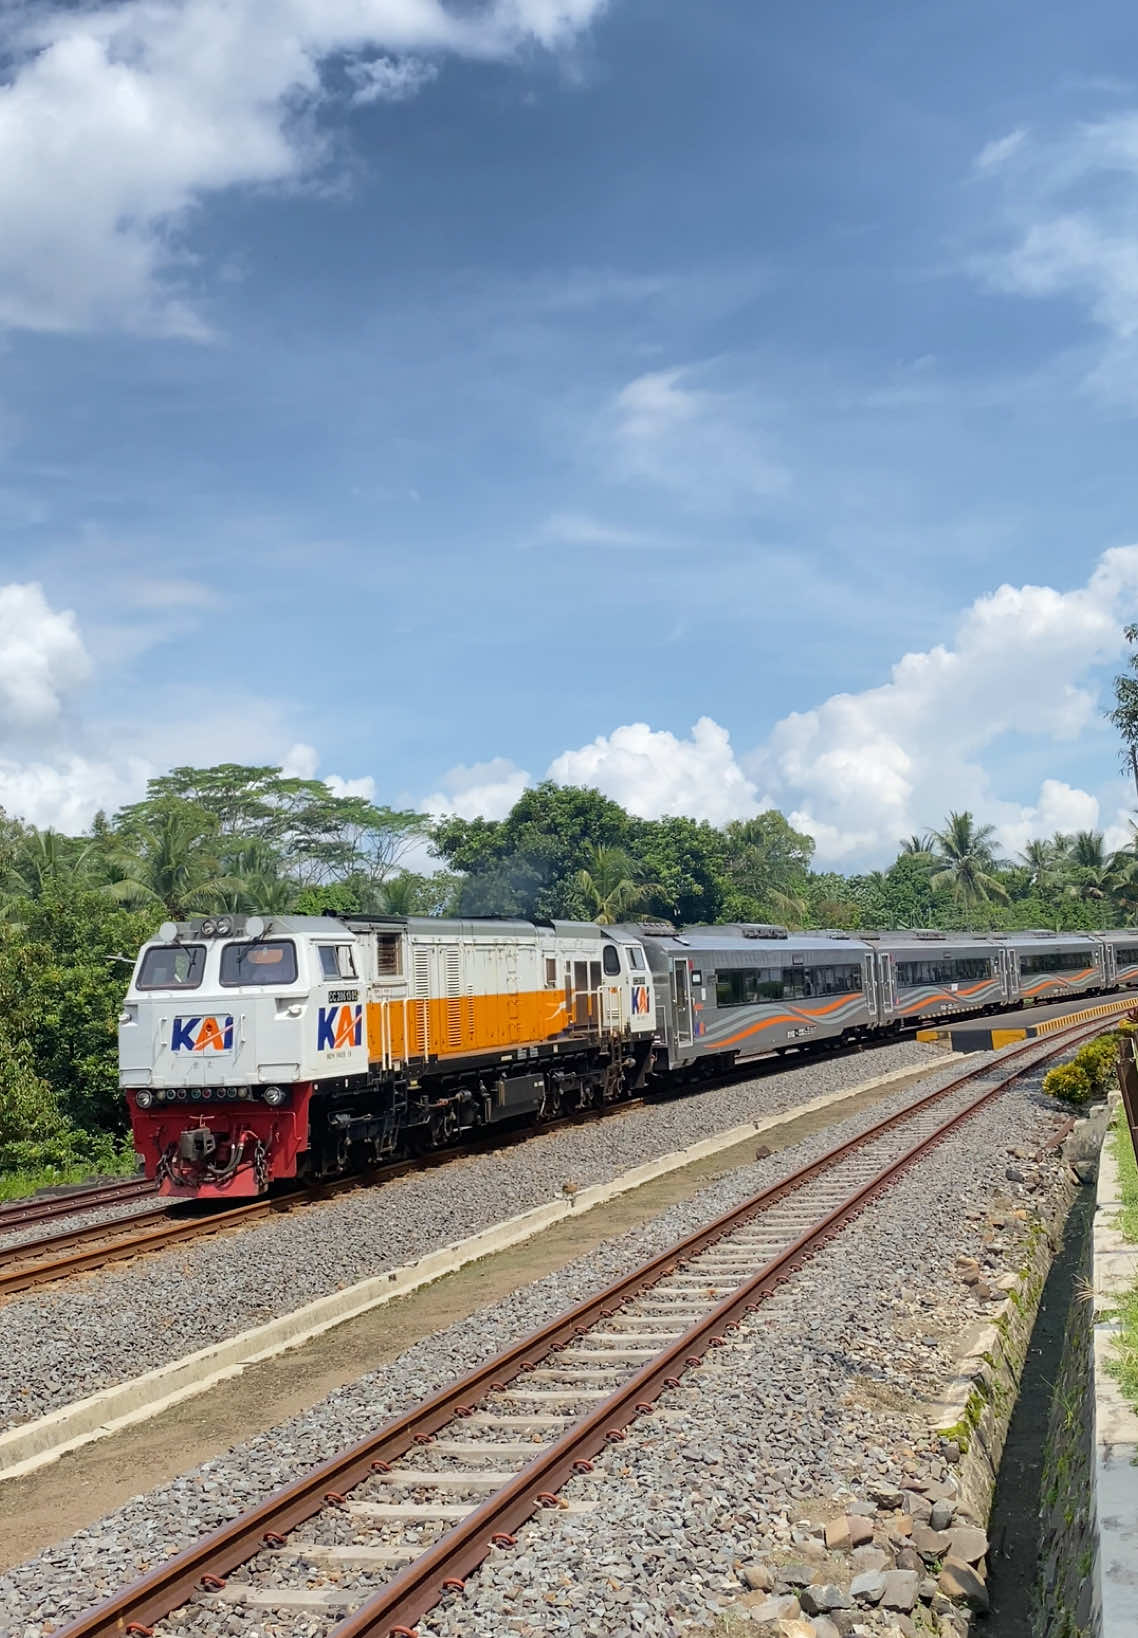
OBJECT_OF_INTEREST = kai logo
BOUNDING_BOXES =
[317,1004,363,1052]
[631,984,652,1016]
[171,1015,234,1053]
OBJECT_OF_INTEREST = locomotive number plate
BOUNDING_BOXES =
[328,988,359,1004]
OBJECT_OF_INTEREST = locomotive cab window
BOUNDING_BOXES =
[318,944,357,980]
[220,940,298,986]
[137,944,205,990]
[602,944,622,976]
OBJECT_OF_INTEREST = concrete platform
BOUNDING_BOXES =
[915,994,1135,1052]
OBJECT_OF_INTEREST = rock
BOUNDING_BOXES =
[889,1516,913,1539]
[847,1500,877,1517]
[911,1524,952,1561]
[919,1577,938,1602]
[749,1594,802,1623]
[847,1516,874,1548]
[896,1547,922,1574]
[879,1569,920,1613]
[1074,1158,1098,1184]
[901,1491,933,1523]
[812,1619,842,1638]
[824,1517,852,1552]
[754,1144,773,1160]
[777,1566,814,1588]
[850,1571,887,1605]
[947,1525,988,1564]
[929,1499,955,1532]
[939,1439,962,1464]
[799,1585,852,1615]
[869,1485,904,1510]
[850,1546,889,1573]
[773,1622,816,1638]
[1006,1165,1026,1183]
[740,1564,774,1592]
[938,1556,990,1612]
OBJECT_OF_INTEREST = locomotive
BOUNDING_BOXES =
[120,913,1138,1199]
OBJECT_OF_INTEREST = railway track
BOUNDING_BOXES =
[57,1017,1108,1638]
[0,1175,154,1233]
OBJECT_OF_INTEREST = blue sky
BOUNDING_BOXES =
[2,0,1138,864]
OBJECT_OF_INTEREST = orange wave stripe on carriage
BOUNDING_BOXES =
[1019,968,1097,997]
[893,980,998,1015]
[715,992,862,1050]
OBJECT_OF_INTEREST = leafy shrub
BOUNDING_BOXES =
[1078,1035,1121,1097]
[1042,1062,1095,1105]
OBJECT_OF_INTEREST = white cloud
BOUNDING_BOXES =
[537,511,658,549]
[421,757,531,820]
[747,547,1138,863]
[0,0,610,335]
[0,582,91,734]
[0,753,150,833]
[606,366,787,503]
[974,112,1138,353]
[347,55,438,104]
[281,742,320,780]
[325,772,378,800]
[549,717,762,825]
[994,778,1102,859]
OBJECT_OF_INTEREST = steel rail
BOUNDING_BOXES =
[0,1178,155,1232]
[55,1015,1114,1638]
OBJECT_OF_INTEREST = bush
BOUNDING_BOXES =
[1042,1061,1095,1105]
[1078,1035,1121,1098]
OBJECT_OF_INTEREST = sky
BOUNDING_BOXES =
[2,0,1138,867]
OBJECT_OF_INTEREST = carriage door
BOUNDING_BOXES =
[876,951,896,1019]
[861,954,879,1023]
[998,947,1014,1001]
[671,959,693,1047]
[1101,940,1116,987]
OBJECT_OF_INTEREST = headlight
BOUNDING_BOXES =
[238,1088,251,1100]
[216,916,232,937]
[190,1088,202,1101]
[135,1090,153,1110]
[262,1085,286,1107]
[201,918,216,936]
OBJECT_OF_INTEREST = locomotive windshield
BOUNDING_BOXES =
[137,944,205,990]
[219,939,298,986]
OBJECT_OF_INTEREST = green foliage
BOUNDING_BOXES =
[1042,1061,1097,1106]
[1109,622,1138,802]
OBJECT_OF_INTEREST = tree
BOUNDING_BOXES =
[102,800,240,917]
[1064,830,1113,903]
[1109,623,1138,800]
[1018,838,1063,896]
[927,811,1009,910]
[898,834,933,856]
[574,844,663,925]
[719,812,814,922]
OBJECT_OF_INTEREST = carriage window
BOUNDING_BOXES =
[545,957,558,987]
[895,957,993,986]
[716,963,863,1006]
[1019,950,1092,975]
[220,940,298,986]
[602,945,622,976]
[1116,947,1138,966]
[137,944,205,990]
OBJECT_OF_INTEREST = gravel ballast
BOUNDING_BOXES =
[0,1041,1074,1637]
[0,1040,941,1433]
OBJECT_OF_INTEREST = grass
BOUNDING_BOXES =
[0,1143,139,1203]
[1106,1116,1138,1409]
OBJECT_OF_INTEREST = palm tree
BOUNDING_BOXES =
[101,804,242,918]
[1064,829,1113,903]
[574,844,663,925]
[927,811,1009,909]
[898,833,933,856]
[1018,837,1062,894]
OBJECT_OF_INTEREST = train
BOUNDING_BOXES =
[119,913,1138,1199]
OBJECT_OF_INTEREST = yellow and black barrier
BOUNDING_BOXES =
[916,996,1135,1053]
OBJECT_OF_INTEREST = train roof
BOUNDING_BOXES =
[623,923,874,957]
